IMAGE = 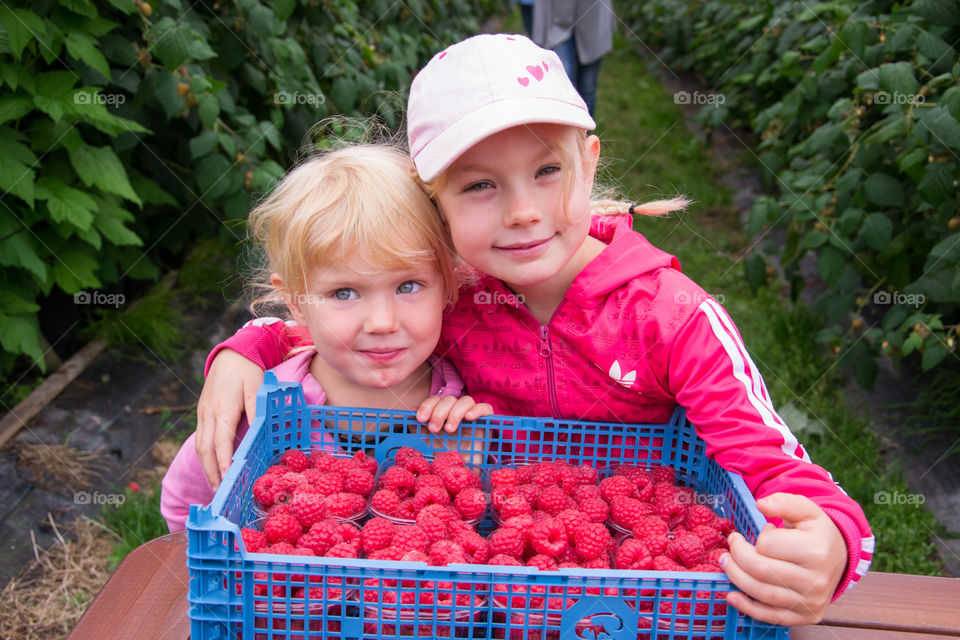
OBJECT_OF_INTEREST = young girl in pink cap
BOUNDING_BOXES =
[160,144,491,532]
[193,34,872,625]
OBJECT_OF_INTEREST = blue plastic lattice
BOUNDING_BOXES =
[186,372,790,639]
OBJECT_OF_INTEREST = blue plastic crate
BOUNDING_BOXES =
[186,372,791,639]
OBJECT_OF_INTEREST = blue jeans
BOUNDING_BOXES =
[553,37,601,117]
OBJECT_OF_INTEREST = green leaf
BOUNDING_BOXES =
[198,94,219,128]
[901,331,923,356]
[196,153,232,200]
[0,291,40,315]
[878,62,919,97]
[60,0,98,18]
[148,17,214,69]
[863,172,904,207]
[942,87,960,121]
[913,0,960,26]
[130,173,178,207]
[838,19,867,59]
[915,106,960,151]
[103,0,138,14]
[818,245,846,284]
[852,348,878,390]
[249,4,276,40]
[274,0,296,22]
[0,96,33,125]
[64,32,111,79]
[0,128,37,207]
[37,71,78,98]
[858,213,893,251]
[897,148,926,174]
[918,162,954,204]
[917,31,955,67]
[52,249,100,293]
[69,145,143,205]
[801,231,828,250]
[0,314,44,368]
[743,253,767,293]
[94,199,142,246]
[0,7,46,60]
[190,130,218,159]
[217,132,236,159]
[36,177,97,231]
[921,342,948,370]
[924,232,960,272]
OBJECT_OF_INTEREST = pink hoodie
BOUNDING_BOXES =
[207,214,873,598]
[161,350,464,532]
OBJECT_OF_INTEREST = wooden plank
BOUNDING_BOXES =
[0,338,107,448]
[66,531,190,640]
[820,571,960,635]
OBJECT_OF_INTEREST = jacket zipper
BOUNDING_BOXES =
[533,299,566,417]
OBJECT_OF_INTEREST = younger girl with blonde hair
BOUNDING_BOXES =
[161,143,490,532]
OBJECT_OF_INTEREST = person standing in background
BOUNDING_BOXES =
[532,0,614,118]
[515,0,535,35]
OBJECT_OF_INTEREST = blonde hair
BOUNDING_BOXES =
[248,143,456,314]
[422,123,690,220]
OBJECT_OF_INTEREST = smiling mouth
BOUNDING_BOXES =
[496,236,553,251]
[359,348,405,362]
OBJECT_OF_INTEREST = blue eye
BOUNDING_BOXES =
[464,180,493,192]
[397,281,423,294]
[333,288,357,301]
[538,165,561,177]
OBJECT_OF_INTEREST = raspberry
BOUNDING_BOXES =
[369,547,404,561]
[400,550,430,563]
[488,553,523,566]
[705,547,728,566]
[572,484,601,502]
[651,465,675,484]
[529,518,568,557]
[515,464,536,484]
[578,498,610,523]
[633,515,669,540]
[263,464,288,478]
[582,556,611,569]
[652,555,685,572]
[713,517,735,535]
[615,538,652,570]
[555,509,589,538]
[396,498,417,520]
[686,504,717,527]
[263,513,302,545]
[574,522,611,561]
[299,521,341,555]
[252,475,278,508]
[267,542,296,555]
[289,492,327,529]
[241,528,268,552]
[516,483,542,505]
[669,533,705,568]
[445,517,476,538]
[490,485,518,512]
[692,524,724,551]
[530,463,558,487]
[312,471,344,496]
[526,554,558,571]
[490,467,519,488]
[655,499,686,524]
[310,450,337,471]
[454,487,487,521]
[644,534,670,557]
[429,540,467,566]
[430,450,465,475]
[392,525,430,554]
[501,515,535,543]
[417,503,458,522]
[610,496,648,530]
[413,485,452,511]
[280,449,311,472]
[455,530,490,564]
[689,563,723,573]
[395,447,428,472]
[370,489,401,516]
[343,468,375,496]
[652,482,678,503]
[574,464,599,486]
[354,450,378,474]
[499,495,532,520]
[488,527,525,559]
[361,517,398,553]
[537,486,570,515]
[441,465,481,495]
[379,466,416,496]
[416,515,449,544]
[599,476,635,503]
[326,541,360,558]
[325,492,366,519]
[676,486,696,507]
[414,473,445,492]
[265,503,293,518]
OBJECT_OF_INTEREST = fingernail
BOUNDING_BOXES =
[719,553,729,569]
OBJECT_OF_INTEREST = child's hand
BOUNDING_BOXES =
[195,349,264,490]
[416,395,493,465]
[721,493,848,627]
[416,395,493,434]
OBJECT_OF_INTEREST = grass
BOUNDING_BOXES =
[98,480,168,570]
[596,33,944,575]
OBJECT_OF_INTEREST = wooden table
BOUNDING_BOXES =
[67,531,960,639]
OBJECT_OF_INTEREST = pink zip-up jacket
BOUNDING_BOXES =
[207,213,873,598]
[162,350,464,532]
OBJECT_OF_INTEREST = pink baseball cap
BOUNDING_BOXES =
[407,33,596,182]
